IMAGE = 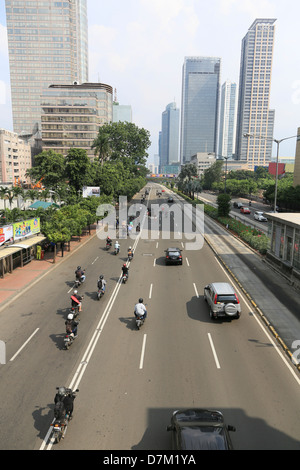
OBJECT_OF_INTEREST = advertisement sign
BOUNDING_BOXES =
[82,186,100,198]
[0,225,13,246]
[13,218,40,241]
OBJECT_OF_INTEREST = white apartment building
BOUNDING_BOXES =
[190,153,216,176]
[0,129,32,184]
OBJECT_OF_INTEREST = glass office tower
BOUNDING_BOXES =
[180,57,221,164]
[235,19,276,169]
[218,80,237,159]
[5,0,88,137]
[160,102,180,170]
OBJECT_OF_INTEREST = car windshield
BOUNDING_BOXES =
[180,426,227,450]
[168,251,180,256]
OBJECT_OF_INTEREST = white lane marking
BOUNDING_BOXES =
[208,333,221,369]
[186,257,190,267]
[193,283,199,298]
[139,334,147,369]
[149,283,153,299]
[10,328,39,362]
[92,256,99,265]
[153,258,156,267]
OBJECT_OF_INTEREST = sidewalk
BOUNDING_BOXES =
[0,225,98,306]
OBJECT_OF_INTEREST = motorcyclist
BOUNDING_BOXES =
[114,240,120,253]
[71,290,83,312]
[134,298,147,319]
[127,246,134,259]
[97,274,107,293]
[75,266,85,283]
[122,263,129,279]
[106,236,112,246]
[54,387,75,420]
[65,313,79,337]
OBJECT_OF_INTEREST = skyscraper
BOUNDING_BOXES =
[218,80,237,159]
[235,19,276,169]
[5,0,88,137]
[180,57,221,164]
[159,102,180,170]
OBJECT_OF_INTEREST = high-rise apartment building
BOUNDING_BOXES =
[180,57,221,164]
[5,0,88,137]
[235,18,276,169]
[40,83,113,159]
[218,80,237,159]
[0,128,32,184]
[159,102,180,170]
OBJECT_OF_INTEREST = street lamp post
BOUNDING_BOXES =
[243,133,299,212]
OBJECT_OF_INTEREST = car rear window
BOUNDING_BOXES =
[217,295,237,303]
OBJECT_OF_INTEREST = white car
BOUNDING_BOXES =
[254,211,268,222]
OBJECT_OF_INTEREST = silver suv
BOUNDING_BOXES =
[204,282,241,320]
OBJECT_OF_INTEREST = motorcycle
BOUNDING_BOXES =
[128,252,133,261]
[69,305,80,319]
[122,273,128,284]
[74,271,85,288]
[106,241,112,250]
[97,287,105,300]
[64,332,77,350]
[52,388,79,443]
[114,246,120,255]
[135,314,145,330]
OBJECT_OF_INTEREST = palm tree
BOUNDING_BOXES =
[0,187,9,210]
[91,130,111,166]
[12,186,25,209]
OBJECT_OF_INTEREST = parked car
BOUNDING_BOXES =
[165,247,182,265]
[254,211,268,222]
[204,282,241,320]
[167,409,236,450]
[240,206,251,214]
[233,202,244,208]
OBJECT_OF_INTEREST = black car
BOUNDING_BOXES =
[167,197,174,203]
[167,409,236,450]
[165,247,182,265]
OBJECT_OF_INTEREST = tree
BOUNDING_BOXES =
[201,161,224,190]
[26,150,65,189]
[91,129,111,166]
[64,148,91,193]
[217,193,231,217]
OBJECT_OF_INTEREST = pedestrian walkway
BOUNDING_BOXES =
[0,224,98,306]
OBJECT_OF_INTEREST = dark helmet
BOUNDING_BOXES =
[77,266,81,270]
[139,298,143,303]
[99,275,103,279]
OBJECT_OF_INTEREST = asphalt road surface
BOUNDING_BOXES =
[0,184,299,450]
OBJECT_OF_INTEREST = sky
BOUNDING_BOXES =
[0,0,300,164]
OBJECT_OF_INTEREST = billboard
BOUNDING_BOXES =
[13,218,40,241]
[82,186,100,198]
[0,225,13,246]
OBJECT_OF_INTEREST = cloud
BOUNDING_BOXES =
[219,0,276,17]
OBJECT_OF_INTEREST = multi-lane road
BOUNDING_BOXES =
[0,184,300,450]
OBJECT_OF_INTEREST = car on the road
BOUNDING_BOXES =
[240,206,251,214]
[165,247,182,265]
[204,282,241,320]
[166,409,236,450]
[167,196,174,203]
[254,211,268,222]
[233,202,244,208]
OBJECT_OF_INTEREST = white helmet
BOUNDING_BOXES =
[67,313,74,320]
[74,290,78,294]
